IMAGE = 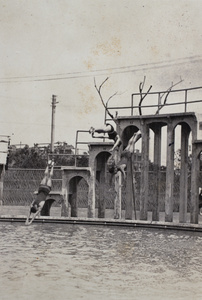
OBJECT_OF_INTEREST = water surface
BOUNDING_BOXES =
[0,223,202,300]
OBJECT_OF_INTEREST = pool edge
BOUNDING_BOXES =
[0,215,202,232]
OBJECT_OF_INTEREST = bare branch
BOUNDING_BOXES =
[97,77,109,93]
[107,91,118,103]
[155,78,184,114]
[94,77,107,110]
[138,76,152,115]
[94,77,117,121]
[139,76,146,92]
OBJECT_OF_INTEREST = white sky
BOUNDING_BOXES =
[1,0,202,151]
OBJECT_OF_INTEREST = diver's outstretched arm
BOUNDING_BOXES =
[25,212,31,225]
[110,135,122,152]
[25,212,37,226]
[25,209,41,226]
[25,200,34,225]
[25,202,44,225]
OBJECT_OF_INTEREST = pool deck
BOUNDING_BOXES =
[1,206,202,232]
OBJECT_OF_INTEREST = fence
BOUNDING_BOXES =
[2,168,189,213]
[3,168,62,206]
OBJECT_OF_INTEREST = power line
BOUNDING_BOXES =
[0,55,201,84]
[0,55,199,80]
[0,120,51,126]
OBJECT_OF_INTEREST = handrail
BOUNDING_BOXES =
[75,129,109,167]
[107,86,202,116]
[75,86,202,161]
[107,99,202,110]
[75,130,89,167]
[131,85,202,96]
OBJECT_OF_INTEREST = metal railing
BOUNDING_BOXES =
[75,86,202,165]
[74,130,90,167]
[105,86,202,117]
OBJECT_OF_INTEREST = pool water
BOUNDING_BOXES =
[0,223,202,300]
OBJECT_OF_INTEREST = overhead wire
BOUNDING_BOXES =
[0,54,199,79]
[0,55,201,84]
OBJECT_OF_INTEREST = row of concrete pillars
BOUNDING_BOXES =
[61,113,202,224]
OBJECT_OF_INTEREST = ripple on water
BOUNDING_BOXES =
[1,223,202,300]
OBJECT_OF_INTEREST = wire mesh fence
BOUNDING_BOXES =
[2,168,193,212]
[3,169,62,206]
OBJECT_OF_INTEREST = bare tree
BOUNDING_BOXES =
[138,76,152,115]
[94,77,118,123]
[155,78,183,115]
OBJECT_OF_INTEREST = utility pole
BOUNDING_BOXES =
[50,95,58,153]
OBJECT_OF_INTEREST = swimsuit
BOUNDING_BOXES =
[32,185,51,207]
[106,124,117,141]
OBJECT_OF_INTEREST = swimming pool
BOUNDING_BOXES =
[0,223,202,300]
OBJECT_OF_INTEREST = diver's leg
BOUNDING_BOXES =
[40,163,50,185]
[40,159,55,185]
[94,124,111,134]
[46,161,54,188]
[126,131,142,153]
[125,135,135,152]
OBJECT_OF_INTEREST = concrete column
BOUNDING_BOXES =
[125,158,133,219]
[153,125,162,221]
[98,169,106,218]
[88,168,96,218]
[190,143,199,224]
[114,150,122,219]
[179,124,189,223]
[114,173,122,219]
[70,178,78,217]
[88,143,115,219]
[165,123,175,222]
[140,124,149,220]
[61,171,69,217]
